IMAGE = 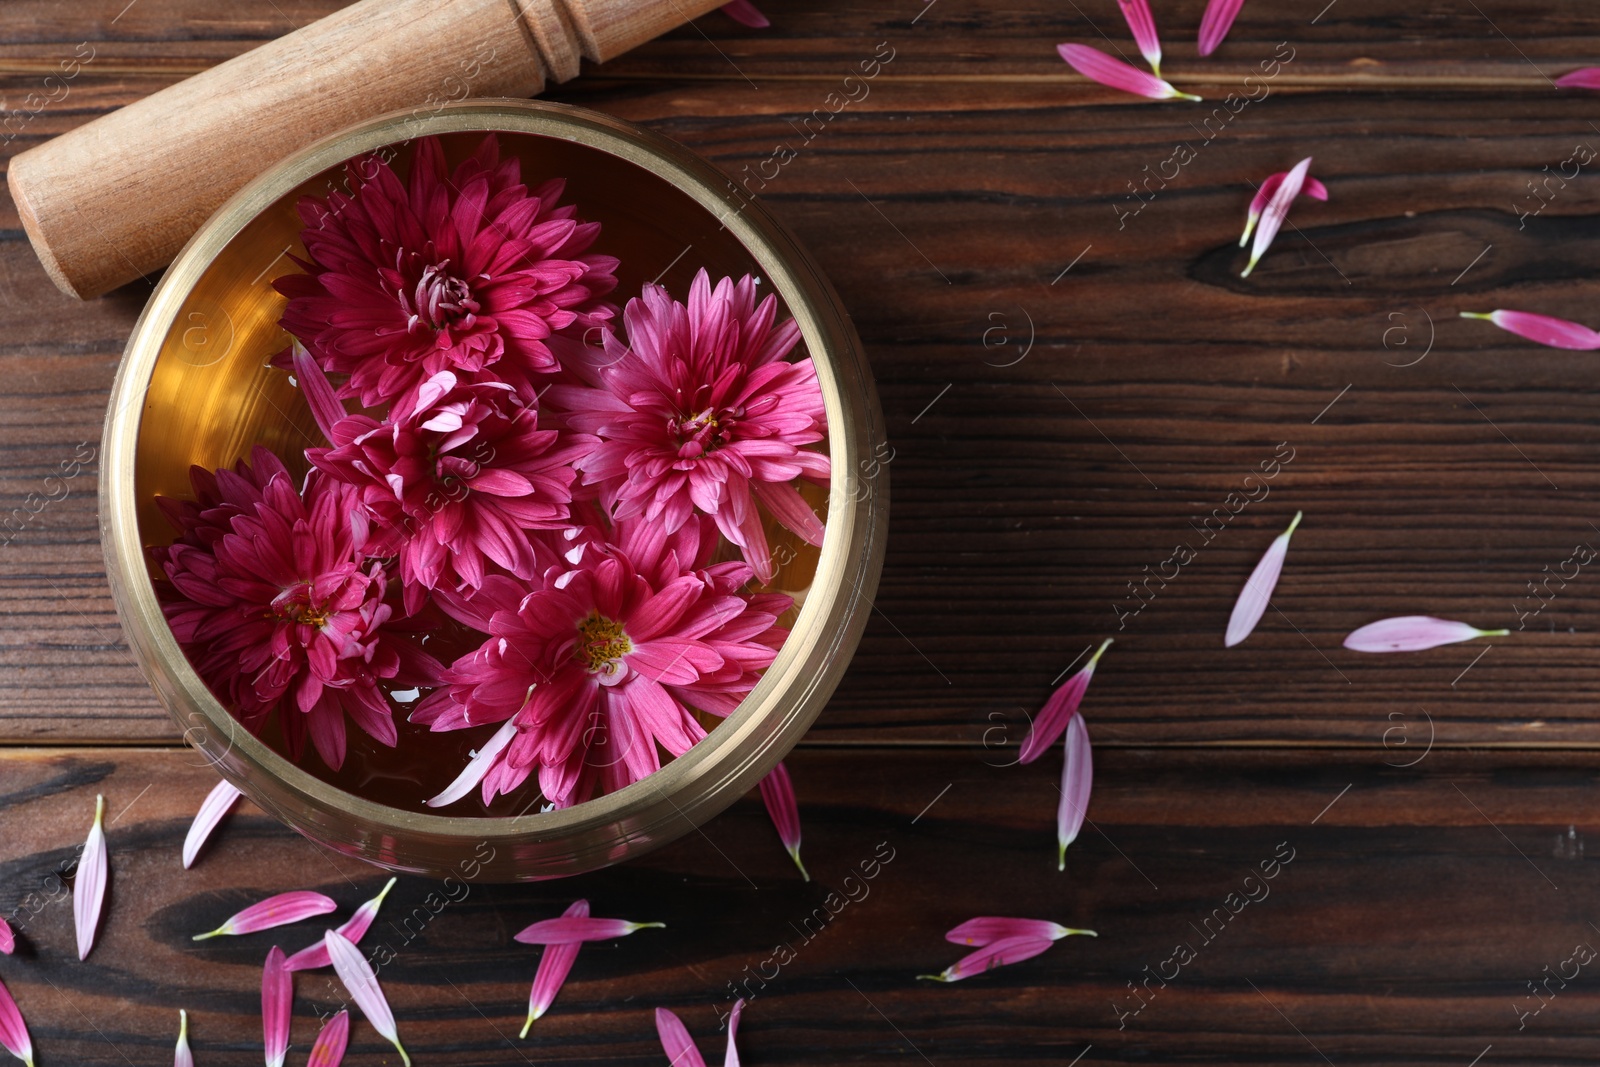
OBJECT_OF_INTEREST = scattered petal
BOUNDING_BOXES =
[917,935,1057,982]
[724,999,745,1067]
[1197,0,1246,56]
[325,930,409,1066]
[1018,638,1110,765]
[522,900,588,1036]
[1555,68,1600,90]
[184,779,243,869]
[720,0,769,28]
[307,1011,350,1067]
[262,946,291,1067]
[945,917,1097,946]
[1225,511,1302,647]
[75,793,108,961]
[1116,0,1162,74]
[195,891,337,940]
[1058,712,1093,871]
[1459,309,1600,350]
[425,718,519,808]
[758,762,808,880]
[174,1009,193,1067]
[1343,616,1509,653]
[1243,156,1312,277]
[654,1007,708,1067]
[1241,172,1328,247]
[0,975,33,1067]
[285,878,398,972]
[513,914,665,945]
[0,919,12,956]
[1056,43,1201,102]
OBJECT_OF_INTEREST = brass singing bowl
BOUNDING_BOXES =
[100,100,886,881]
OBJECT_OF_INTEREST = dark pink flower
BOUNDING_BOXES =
[548,270,829,582]
[416,516,790,809]
[275,135,617,408]
[155,452,441,770]
[308,368,592,612]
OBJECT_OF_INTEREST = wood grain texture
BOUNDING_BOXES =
[5,746,1600,1064]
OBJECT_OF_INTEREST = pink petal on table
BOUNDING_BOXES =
[285,878,398,972]
[183,779,243,869]
[758,761,809,880]
[291,341,347,441]
[262,946,291,1067]
[1242,156,1311,277]
[1056,44,1201,102]
[174,1010,193,1067]
[1197,0,1246,56]
[1343,616,1508,653]
[325,930,409,1066]
[1459,309,1600,350]
[513,915,665,946]
[1018,638,1111,765]
[195,891,337,940]
[0,918,12,956]
[945,917,1097,946]
[1225,511,1303,648]
[521,900,588,1036]
[426,718,519,808]
[1555,68,1600,90]
[1058,712,1093,871]
[918,934,1057,982]
[307,1011,350,1067]
[0,974,34,1067]
[719,0,769,28]
[75,793,108,960]
[654,1007,709,1067]
[723,998,745,1067]
[1116,0,1162,75]
[1241,173,1328,247]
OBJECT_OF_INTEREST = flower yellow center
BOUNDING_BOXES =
[575,613,632,674]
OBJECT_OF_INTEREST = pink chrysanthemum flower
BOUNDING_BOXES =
[308,368,594,614]
[155,452,440,771]
[414,516,791,809]
[275,135,618,408]
[548,270,830,581]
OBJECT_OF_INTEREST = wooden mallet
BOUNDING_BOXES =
[7,0,727,300]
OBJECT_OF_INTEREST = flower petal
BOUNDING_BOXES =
[1197,0,1246,56]
[0,919,12,956]
[183,779,243,869]
[1241,172,1328,247]
[1243,156,1311,277]
[719,0,768,28]
[307,1011,350,1067]
[513,915,665,945]
[196,891,338,940]
[291,340,348,441]
[1226,511,1302,648]
[74,793,108,961]
[0,975,34,1067]
[426,718,520,808]
[917,935,1057,983]
[174,1010,193,1067]
[1555,68,1600,90]
[1055,43,1201,101]
[262,946,292,1067]
[521,900,588,1036]
[945,917,1097,946]
[1018,638,1110,765]
[325,930,409,1065]
[1116,0,1162,74]
[758,762,808,880]
[724,999,745,1067]
[1460,309,1600,350]
[1058,712,1093,871]
[285,878,398,972]
[654,1008,709,1067]
[1343,616,1508,653]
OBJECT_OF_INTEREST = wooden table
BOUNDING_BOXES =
[4,1,1600,1062]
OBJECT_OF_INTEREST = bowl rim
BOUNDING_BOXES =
[100,99,886,861]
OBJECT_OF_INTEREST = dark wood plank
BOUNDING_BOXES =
[4,745,1600,1064]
